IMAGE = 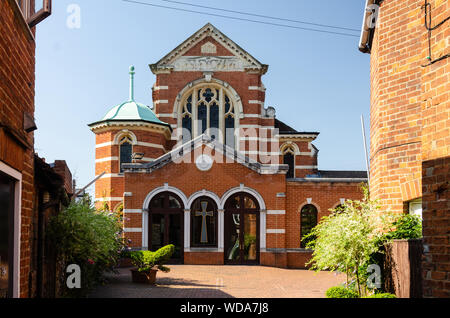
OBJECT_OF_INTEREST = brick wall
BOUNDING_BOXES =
[0,0,36,298]
[369,0,449,298]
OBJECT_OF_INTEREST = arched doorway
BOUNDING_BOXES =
[224,193,260,265]
[148,192,184,263]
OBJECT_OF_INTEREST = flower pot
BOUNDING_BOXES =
[130,268,158,284]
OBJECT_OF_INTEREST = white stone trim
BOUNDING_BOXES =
[248,86,266,91]
[260,210,266,250]
[123,228,142,233]
[248,100,264,105]
[96,141,113,148]
[113,130,138,145]
[0,161,22,298]
[136,141,166,150]
[123,209,142,213]
[95,197,123,202]
[184,209,190,250]
[141,158,154,162]
[187,190,221,208]
[156,113,174,118]
[142,184,189,209]
[154,86,169,90]
[219,185,266,210]
[96,173,123,179]
[295,165,318,169]
[142,211,148,249]
[95,156,119,163]
[154,100,169,104]
[266,229,285,234]
[267,210,286,215]
[242,151,280,156]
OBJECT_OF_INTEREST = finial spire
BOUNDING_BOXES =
[129,65,135,101]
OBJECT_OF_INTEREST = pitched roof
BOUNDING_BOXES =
[150,23,268,74]
[275,119,320,137]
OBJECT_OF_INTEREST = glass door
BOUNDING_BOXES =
[149,192,184,263]
[224,193,260,265]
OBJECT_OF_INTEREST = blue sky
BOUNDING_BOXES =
[34,0,370,191]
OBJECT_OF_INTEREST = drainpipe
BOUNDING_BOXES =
[359,0,376,53]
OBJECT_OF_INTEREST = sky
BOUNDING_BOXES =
[34,0,370,192]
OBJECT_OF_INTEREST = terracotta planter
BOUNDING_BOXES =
[130,268,158,284]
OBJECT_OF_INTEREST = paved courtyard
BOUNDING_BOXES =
[89,265,345,298]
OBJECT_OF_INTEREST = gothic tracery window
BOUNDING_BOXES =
[180,86,236,148]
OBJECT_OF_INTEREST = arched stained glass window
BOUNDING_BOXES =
[300,204,318,248]
[191,197,218,247]
[119,136,133,173]
[180,86,236,147]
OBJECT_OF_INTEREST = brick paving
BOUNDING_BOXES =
[89,266,345,298]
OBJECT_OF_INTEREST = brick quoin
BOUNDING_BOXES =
[363,0,449,298]
[91,23,367,269]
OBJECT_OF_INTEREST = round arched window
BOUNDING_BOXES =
[300,204,318,248]
[190,197,218,247]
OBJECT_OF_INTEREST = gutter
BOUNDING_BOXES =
[359,0,376,53]
[289,177,368,183]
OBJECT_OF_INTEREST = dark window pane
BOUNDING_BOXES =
[151,214,165,251]
[283,153,295,178]
[226,213,240,261]
[209,104,219,139]
[225,116,235,148]
[191,198,217,247]
[198,103,207,135]
[151,196,164,209]
[182,115,192,143]
[119,142,132,173]
[225,95,231,113]
[203,88,214,102]
[186,95,192,113]
[169,195,181,208]
[300,205,318,248]
[243,196,257,209]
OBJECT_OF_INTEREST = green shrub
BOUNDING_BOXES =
[47,201,124,297]
[125,245,175,273]
[364,293,396,298]
[385,214,422,240]
[326,286,359,298]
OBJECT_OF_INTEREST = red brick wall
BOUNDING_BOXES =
[0,0,36,297]
[369,0,449,298]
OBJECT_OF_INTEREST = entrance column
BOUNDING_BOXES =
[218,209,224,251]
[260,209,266,251]
[184,209,191,251]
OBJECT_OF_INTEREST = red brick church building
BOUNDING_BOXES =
[89,23,366,268]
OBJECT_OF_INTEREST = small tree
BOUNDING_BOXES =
[305,185,395,296]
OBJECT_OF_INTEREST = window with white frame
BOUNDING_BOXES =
[408,198,422,219]
[179,85,237,148]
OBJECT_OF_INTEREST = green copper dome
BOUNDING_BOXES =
[89,66,169,128]
[101,100,166,124]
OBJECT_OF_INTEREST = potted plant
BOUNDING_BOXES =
[126,245,174,284]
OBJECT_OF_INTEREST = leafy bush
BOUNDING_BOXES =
[326,286,359,298]
[385,214,422,240]
[364,293,396,298]
[125,245,175,273]
[47,201,124,297]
